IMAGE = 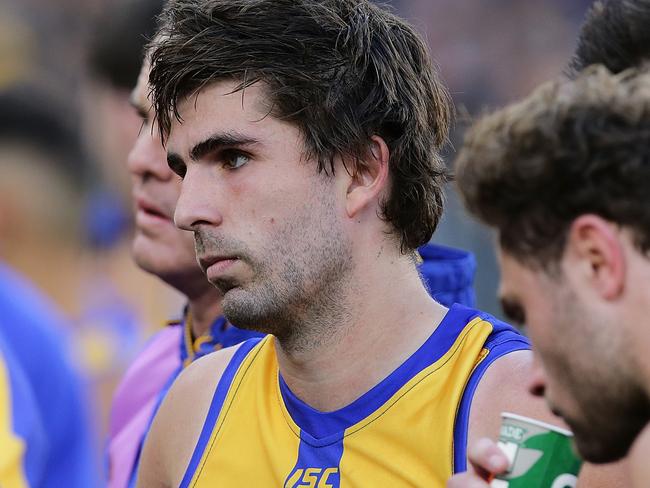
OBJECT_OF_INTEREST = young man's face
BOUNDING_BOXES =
[127,63,205,287]
[498,248,646,463]
[168,81,353,336]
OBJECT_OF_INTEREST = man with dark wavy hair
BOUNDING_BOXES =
[449,66,650,487]
[135,1,575,486]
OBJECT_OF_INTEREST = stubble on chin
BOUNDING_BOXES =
[205,178,352,350]
[219,254,354,356]
[568,380,650,463]
[209,275,240,296]
[219,283,285,335]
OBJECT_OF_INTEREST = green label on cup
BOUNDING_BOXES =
[490,413,582,488]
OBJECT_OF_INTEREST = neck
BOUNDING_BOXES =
[185,285,223,337]
[276,244,448,412]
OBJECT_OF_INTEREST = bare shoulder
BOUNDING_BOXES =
[136,343,245,488]
[468,350,632,487]
[629,424,650,487]
[468,349,552,442]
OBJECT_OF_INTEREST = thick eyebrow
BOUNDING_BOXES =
[189,132,259,161]
[167,152,186,175]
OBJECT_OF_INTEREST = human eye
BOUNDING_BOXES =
[500,297,526,327]
[131,101,151,128]
[137,108,150,125]
[222,150,250,170]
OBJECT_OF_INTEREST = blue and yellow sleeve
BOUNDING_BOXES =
[453,312,531,473]
[0,336,46,487]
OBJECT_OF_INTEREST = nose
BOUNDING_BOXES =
[527,354,547,397]
[127,126,173,181]
[174,166,224,231]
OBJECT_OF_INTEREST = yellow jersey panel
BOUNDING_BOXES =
[188,337,300,487]
[180,304,529,488]
[336,316,492,487]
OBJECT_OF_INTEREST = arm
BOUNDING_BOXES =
[136,344,242,488]
[450,350,630,487]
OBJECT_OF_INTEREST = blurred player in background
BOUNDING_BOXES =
[570,3,650,480]
[450,66,649,487]
[83,0,188,447]
[0,85,101,486]
[449,2,650,485]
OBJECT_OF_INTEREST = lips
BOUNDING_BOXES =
[198,254,237,272]
[134,195,171,221]
[198,254,239,280]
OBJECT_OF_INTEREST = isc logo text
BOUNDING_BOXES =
[284,467,339,488]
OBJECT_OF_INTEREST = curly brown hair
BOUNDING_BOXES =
[455,66,650,269]
[148,0,452,251]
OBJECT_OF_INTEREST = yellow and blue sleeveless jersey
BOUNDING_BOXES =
[180,304,529,487]
[0,332,47,487]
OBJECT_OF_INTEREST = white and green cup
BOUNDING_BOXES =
[490,412,582,488]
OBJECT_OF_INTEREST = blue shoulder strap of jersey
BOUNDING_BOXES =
[180,337,264,488]
[452,307,530,472]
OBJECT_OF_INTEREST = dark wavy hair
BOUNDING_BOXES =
[148,0,452,251]
[569,0,650,76]
[455,66,650,269]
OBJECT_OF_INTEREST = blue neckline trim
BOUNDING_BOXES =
[278,304,486,444]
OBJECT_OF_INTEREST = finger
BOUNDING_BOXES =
[468,438,509,475]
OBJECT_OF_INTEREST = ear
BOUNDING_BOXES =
[345,135,390,218]
[565,215,625,300]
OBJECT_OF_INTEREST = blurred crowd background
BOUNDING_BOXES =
[0,0,594,480]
